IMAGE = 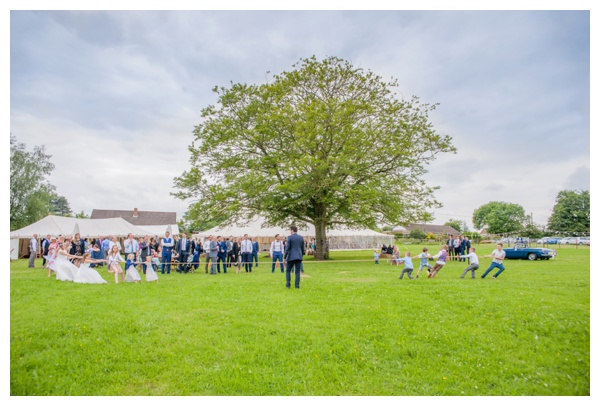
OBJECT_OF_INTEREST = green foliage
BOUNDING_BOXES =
[521,223,544,239]
[547,190,590,233]
[462,231,481,244]
[472,201,527,235]
[409,228,426,240]
[179,205,229,234]
[50,196,72,217]
[444,219,467,233]
[10,135,56,230]
[173,56,456,259]
[11,246,589,395]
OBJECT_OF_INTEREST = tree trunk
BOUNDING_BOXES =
[314,219,329,260]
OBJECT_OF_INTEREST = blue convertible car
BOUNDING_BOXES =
[503,243,557,260]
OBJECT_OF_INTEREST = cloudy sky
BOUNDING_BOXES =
[8,2,592,231]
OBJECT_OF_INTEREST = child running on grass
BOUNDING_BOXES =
[397,251,414,279]
[413,247,432,278]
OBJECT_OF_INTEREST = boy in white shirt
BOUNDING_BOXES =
[459,247,479,278]
[481,243,506,279]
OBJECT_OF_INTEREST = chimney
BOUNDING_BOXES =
[133,208,139,218]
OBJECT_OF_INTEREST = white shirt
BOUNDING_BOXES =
[241,239,253,253]
[459,252,479,265]
[161,237,174,248]
[203,240,211,251]
[124,238,139,253]
[107,253,124,266]
[270,240,284,255]
[491,249,506,264]
[30,238,37,251]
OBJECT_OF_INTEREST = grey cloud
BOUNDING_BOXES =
[563,166,590,190]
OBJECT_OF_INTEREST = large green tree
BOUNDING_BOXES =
[472,201,527,235]
[10,135,56,231]
[174,56,456,259]
[49,195,72,217]
[547,190,590,233]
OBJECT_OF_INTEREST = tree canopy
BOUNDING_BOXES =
[49,196,72,217]
[174,56,456,259]
[444,218,468,233]
[547,190,590,233]
[472,201,527,235]
[10,135,56,231]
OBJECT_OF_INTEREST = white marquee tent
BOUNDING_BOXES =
[193,217,394,251]
[10,215,179,259]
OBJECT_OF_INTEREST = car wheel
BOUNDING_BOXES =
[527,253,537,261]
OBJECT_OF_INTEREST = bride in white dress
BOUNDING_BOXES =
[54,242,82,282]
[75,252,108,284]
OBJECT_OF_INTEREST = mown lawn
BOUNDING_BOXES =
[10,244,590,395]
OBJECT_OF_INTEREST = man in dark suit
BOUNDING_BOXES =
[284,225,305,289]
[176,233,193,273]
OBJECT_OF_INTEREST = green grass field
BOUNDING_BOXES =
[10,244,590,395]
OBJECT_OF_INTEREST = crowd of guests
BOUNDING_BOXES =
[30,230,314,284]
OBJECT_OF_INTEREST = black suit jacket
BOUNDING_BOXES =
[284,232,305,261]
[177,239,193,255]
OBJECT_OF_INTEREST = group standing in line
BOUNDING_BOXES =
[381,239,507,280]
[32,226,308,289]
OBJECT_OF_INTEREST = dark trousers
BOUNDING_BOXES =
[286,259,302,288]
[161,251,172,274]
[217,254,227,273]
[242,252,253,272]
[252,252,258,266]
[178,252,189,273]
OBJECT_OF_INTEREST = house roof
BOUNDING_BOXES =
[393,223,460,235]
[91,208,176,226]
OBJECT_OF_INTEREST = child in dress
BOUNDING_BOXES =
[413,247,432,278]
[125,253,142,283]
[374,249,379,265]
[144,255,159,283]
[45,243,58,277]
[397,252,414,279]
[107,245,126,284]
